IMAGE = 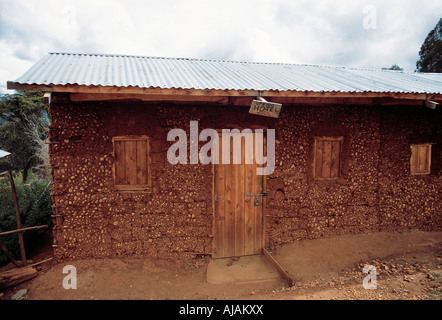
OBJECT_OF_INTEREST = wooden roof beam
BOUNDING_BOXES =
[69,93,229,103]
[7,81,442,102]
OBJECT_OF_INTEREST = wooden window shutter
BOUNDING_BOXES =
[313,136,343,179]
[112,136,152,191]
[410,144,431,175]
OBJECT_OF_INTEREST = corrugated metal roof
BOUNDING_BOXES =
[10,52,442,94]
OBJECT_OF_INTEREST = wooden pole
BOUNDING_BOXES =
[0,225,48,237]
[262,248,294,287]
[7,170,27,267]
[0,238,21,267]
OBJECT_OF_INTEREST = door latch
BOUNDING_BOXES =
[246,193,268,197]
[246,193,268,206]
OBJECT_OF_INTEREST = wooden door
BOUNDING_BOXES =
[212,132,265,258]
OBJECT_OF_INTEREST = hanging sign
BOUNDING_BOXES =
[249,99,282,118]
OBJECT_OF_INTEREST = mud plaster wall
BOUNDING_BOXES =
[48,94,442,261]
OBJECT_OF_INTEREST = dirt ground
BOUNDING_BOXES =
[0,229,441,300]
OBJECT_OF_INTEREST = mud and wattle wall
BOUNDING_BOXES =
[48,93,441,261]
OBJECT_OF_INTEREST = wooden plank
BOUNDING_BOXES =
[113,135,150,141]
[124,140,137,185]
[246,132,256,252]
[221,134,234,257]
[0,266,38,290]
[213,164,220,258]
[316,136,344,141]
[235,138,246,256]
[114,141,125,185]
[70,93,229,103]
[114,185,152,192]
[72,94,429,107]
[322,140,332,178]
[330,141,340,178]
[211,164,216,257]
[233,162,242,256]
[314,139,323,178]
[260,135,267,251]
[214,134,227,258]
[232,96,422,107]
[8,81,438,102]
[219,164,227,258]
[418,145,428,173]
[425,144,432,173]
[146,137,152,187]
[410,145,417,174]
[136,140,148,185]
[7,82,259,97]
[262,249,294,287]
[260,89,430,100]
[416,145,425,172]
[261,164,267,251]
[254,133,264,255]
[224,152,235,258]
[256,183,263,254]
[213,162,224,258]
[244,137,255,256]
[250,135,259,255]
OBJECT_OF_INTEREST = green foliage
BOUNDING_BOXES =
[430,272,442,281]
[0,173,52,267]
[417,18,442,73]
[383,64,404,71]
[0,91,48,180]
[429,290,441,300]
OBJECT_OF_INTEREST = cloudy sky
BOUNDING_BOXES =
[0,0,441,93]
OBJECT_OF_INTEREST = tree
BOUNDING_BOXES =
[383,64,404,71]
[416,18,442,73]
[0,91,48,181]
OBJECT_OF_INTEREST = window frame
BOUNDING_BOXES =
[112,135,152,192]
[410,143,432,176]
[313,136,344,180]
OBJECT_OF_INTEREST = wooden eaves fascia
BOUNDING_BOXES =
[6,81,442,105]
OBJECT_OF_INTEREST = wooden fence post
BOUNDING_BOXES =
[7,170,27,266]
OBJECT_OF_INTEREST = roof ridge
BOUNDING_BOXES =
[46,52,441,75]
[48,52,383,71]
[47,52,298,65]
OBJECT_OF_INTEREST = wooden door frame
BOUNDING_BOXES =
[211,129,268,258]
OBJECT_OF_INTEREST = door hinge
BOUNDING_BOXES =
[213,194,217,201]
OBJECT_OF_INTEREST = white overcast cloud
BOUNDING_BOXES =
[0,0,441,93]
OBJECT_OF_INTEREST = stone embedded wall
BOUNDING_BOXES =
[266,105,381,248]
[49,97,217,261]
[48,94,441,261]
[265,104,441,250]
[377,106,442,232]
